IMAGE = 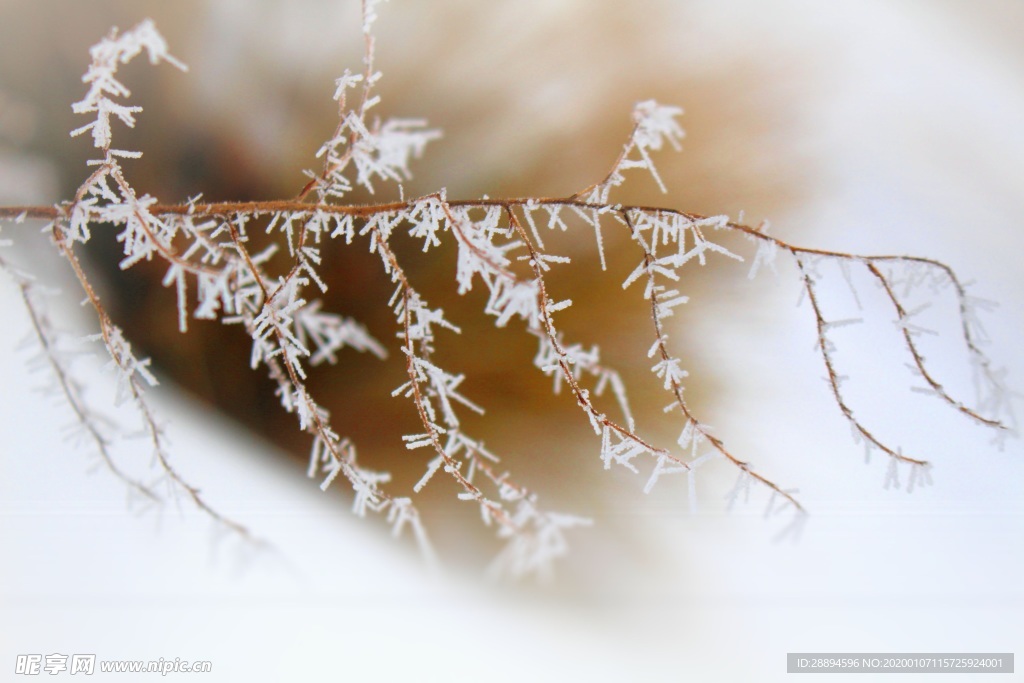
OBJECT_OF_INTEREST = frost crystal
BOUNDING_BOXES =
[633,100,684,152]
[70,20,185,151]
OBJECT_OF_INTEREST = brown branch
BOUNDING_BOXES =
[6,256,158,503]
[7,196,1005,437]
[361,213,518,531]
[865,260,1002,429]
[50,218,253,538]
[505,206,677,468]
[794,253,927,468]
[622,209,805,513]
[5,190,1004,533]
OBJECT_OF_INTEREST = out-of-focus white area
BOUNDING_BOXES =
[2,1,1022,681]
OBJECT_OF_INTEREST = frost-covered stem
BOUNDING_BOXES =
[864,260,1003,429]
[505,207,675,464]
[719,221,1009,433]
[221,219,425,539]
[570,118,644,202]
[109,165,222,279]
[9,199,1003,429]
[400,288,513,528]
[793,252,927,468]
[354,0,382,134]
[5,196,1004,494]
[50,219,252,537]
[362,215,517,530]
[570,100,682,202]
[623,210,805,512]
[3,254,158,502]
[6,200,1005,438]
[296,0,383,202]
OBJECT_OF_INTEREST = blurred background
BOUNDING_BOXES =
[2,0,1022,680]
